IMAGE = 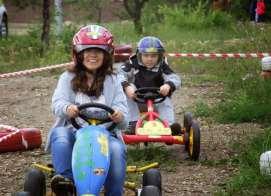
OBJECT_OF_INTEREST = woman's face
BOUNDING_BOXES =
[83,48,104,72]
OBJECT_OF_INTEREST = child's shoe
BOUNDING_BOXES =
[170,123,182,135]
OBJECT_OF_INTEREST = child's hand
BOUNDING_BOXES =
[66,104,79,118]
[125,86,136,99]
[109,110,123,123]
[160,84,171,96]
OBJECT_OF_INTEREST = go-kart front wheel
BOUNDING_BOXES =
[23,168,46,196]
[187,121,201,161]
[142,168,161,192]
[140,185,160,196]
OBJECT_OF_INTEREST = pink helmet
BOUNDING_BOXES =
[72,24,114,54]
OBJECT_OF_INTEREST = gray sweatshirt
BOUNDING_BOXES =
[45,71,128,151]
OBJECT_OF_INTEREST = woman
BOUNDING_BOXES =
[46,24,128,196]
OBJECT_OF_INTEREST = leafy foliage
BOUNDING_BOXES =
[0,25,74,73]
[159,2,233,29]
[218,129,271,195]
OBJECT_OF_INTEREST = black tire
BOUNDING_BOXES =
[23,168,46,196]
[187,121,201,161]
[0,14,8,38]
[140,185,160,196]
[13,192,31,196]
[142,169,161,192]
[184,112,193,151]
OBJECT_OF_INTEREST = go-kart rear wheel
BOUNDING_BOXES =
[0,15,8,39]
[142,169,161,192]
[184,112,193,151]
[13,192,31,196]
[140,185,160,196]
[187,121,201,161]
[23,168,46,196]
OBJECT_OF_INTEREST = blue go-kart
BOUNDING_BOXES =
[15,103,162,196]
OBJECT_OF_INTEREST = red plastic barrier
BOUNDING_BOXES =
[114,44,132,62]
[0,128,42,153]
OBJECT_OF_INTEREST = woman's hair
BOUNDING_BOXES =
[71,49,114,97]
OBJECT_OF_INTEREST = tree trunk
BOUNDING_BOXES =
[123,0,148,34]
[54,0,63,37]
[41,0,50,48]
[97,5,102,23]
[134,18,142,34]
[213,0,230,11]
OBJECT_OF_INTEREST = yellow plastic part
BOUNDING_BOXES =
[33,162,159,175]
[126,162,159,173]
[124,181,136,190]
[137,121,171,135]
[32,163,54,174]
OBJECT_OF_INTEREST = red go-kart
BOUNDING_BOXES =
[122,87,201,161]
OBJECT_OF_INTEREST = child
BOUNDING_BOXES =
[249,0,257,21]
[255,0,265,23]
[118,36,181,134]
[46,24,128,196]
[260,56,271,79]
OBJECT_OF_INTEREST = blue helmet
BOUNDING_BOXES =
[137,36,165,54]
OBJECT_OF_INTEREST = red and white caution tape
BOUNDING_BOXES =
[0,62,73,79]
[1,52,270,79]
[116,52,271,58]
[0,124,28,148]
[166,52,271,58]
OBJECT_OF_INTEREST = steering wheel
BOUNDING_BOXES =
[70,103,116,131]
[134,87,166,104]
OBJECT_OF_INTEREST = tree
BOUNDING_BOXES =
[78,0,108,23]
[123,0,149,34]
[55,0,63,37]
[41,0,50,48]
[212,0,231,11]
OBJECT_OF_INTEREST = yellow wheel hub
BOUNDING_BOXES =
[189,127,194,156]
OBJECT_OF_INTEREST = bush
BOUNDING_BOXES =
[157,2,233,30]
[215,75,271,124]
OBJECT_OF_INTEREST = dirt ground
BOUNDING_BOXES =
[0,68,264,196]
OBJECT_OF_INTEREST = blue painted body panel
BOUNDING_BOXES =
[72,125,110,195]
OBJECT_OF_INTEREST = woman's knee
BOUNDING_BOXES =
[110,138,126,159]
[50,127,74,144]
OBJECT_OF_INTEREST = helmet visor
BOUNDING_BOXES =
[75,44,112,53]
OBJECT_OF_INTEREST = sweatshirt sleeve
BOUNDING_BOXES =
[110,75,129,130]
[51,71,76,118]
[161,62,181,93]
[117,61,134,89]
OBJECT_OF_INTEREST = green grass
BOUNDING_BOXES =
[216,129,271,196]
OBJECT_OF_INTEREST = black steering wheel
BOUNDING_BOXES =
[134,87,166,104]
[70,103,116,131]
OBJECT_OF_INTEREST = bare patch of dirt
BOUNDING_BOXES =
[0,71,264,195]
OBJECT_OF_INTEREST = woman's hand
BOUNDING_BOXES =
[66,104,79,118]
[159,84,171,96]
[125,85,136,99]
[109,110,123,123]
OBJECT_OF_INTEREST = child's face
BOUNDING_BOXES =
[83,48,104,72]
[141,53,160,69]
